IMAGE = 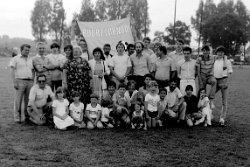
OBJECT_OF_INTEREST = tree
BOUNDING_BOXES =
[78,0,96,21]
[164,20,191,45]
[49,0,66,44]
[31,0,52,41]
[95,0,108,21]
[191,0,250,55]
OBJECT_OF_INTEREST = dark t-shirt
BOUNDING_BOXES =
[184,95,198,114]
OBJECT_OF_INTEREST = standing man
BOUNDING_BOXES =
[196,45,217,109]
[10,44,34,123]
[130,41,152,88]
[33,42,52,87]
[103,43,113,66]
[79,39,90,60]
[214,46,233,126]
[143,37,158,71]
[177,46,197,95]
[154,46,176,88]
[127,44,135,57]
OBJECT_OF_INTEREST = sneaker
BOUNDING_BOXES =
[219,118,225,126]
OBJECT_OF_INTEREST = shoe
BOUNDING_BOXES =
[158,120,163,127]
[210,101,215,109]
[219,118,225,126]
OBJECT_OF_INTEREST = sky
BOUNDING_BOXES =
[1,0,250,47]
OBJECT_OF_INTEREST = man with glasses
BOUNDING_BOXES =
[10,44,34,123]
[27,74,54,125]
[177,46,197,95]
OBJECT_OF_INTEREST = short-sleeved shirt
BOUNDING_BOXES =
[47,53,66,81]
[214,58,233,78]
[28,84,54,108]
[69,102,84,121]
[113,93,130,107]
[145,93,160,112]
[154,56,175,80]
[32,55,51,79]
[184,95,198,114]
[130,53,151,76]
[86,103,101,119]
[196,55,215,76]
[165,87,183,107]
[110,54,132,78]
[169,51,184,69]
[177,59,196,80]
[10,54,34,79]
[52,99,69,117]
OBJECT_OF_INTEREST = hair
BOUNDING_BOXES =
[90,93,99,100]
[183,46,192,53]
[103,43,111,48]
[73,45,82,55]
[107,81,116,89]
[159,88,168,94]
[118,83,126,89]
[55,87,64,98]
[64,44,73,60]
[36,41,46,49]
[135,41,144,49]
[177,39,184,45]
[185,85,193,91]
[216,45,226,54]
[20,44,31,51]
[127,43,135,50]
[36,74,47,81]
[198,88,206,98]
[144,73,154,81]
[169,79,177,85]
[93,47,105,60]
[50,42,60,49]
[116,41,126,50]
[201,45,210,51]
[149,80,158,87]
[72,91,80,98]
[158,45,167,55]
[143,37,151,43]
[79,39,86,43]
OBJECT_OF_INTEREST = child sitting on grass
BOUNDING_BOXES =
[69,92,86,129]
[86,94,103,129]
[195,88,212,127]
[131,102,147,130]
[101,100,114,128]
[52,87,74,130]
[157,88,168,127]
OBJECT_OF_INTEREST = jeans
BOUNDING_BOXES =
[14,79,33,122]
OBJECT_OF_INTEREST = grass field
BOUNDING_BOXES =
[0,57,250,167]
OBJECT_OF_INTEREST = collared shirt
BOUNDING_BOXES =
[28,84,54,108]
[154,56,175,80]
[32,54,51,79]
[214,58,233,78]
[130,52,151,76]
[165,87,183,108]
[10,54,34,79]
[177,59,196,80]
[196,55,215,76]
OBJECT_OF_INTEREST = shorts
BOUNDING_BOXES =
[148,111,158,118]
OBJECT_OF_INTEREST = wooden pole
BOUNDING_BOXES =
[198,0,204,56]
[173,0,177,45]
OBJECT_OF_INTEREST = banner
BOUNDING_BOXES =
[77,18,134,56]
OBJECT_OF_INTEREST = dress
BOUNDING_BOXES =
[63,58,92,103]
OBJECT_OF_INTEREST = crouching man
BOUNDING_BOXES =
[27,74,55,125]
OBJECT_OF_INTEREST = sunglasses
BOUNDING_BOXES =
[38,80,46,83]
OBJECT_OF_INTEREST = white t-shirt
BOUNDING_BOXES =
[86,103,102,119]
[69,102,84,121]
[109,54,132,78]
[145,93,160,112]
[52,99,69,117]
[101,107,111,122]
[165,87,183,108]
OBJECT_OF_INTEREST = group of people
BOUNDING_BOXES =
[10,37,233,130]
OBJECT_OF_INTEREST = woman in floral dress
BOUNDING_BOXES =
[63,46,92,104]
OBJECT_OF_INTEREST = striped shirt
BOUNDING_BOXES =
[196,55,215,76]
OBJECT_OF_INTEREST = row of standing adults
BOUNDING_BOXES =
[10,37,232,126]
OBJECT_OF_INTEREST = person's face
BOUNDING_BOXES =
[202,49,210,56]
[153,44,161,53]
[134,104,141,111]
[135,43,143,54]
[176,41,183,51]
[144,77,152,86]
[21,46,30,57]
[217,51,224,58]
[93,51,101,61]
[143,39,150,48]
[57,92,64,99]
[118,87,126,96]
[73,48,81,58]
[79,41,87,51]
[108,85,116,95]
[150,83,158,93]
[64,48,72,57]
[90,97,98,105]
[169,82,177,91]
[186,89,193,97]
[117,44,125,55]
[37,44,46,56]
[128,46,135,55]
[156,48,162,57]
[159,91,167,99]
[200,90,206,98]
[183,51,191,61]
[73,96,80,103]
[128,84,135,93]
[51,47,59,54]
[103,46,111,55]
[37,77,46,88]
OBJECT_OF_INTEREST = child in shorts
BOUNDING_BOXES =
[131,102,147,130]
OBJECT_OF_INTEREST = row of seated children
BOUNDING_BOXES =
[51,76,213,130]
